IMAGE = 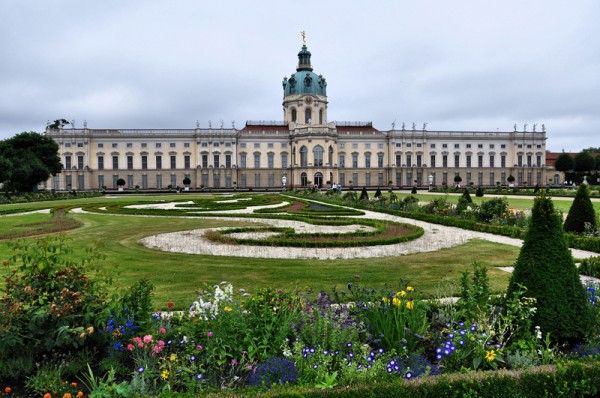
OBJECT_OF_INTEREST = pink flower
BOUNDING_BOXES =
[152,345,162,354]
[127,344,134,351]
[158,340,165,347]
[248,364,253,370]
[143,335,153,344]
[207,332,213,337]
[196,345,203,351]
[353,274,360,279]
[159,327,166,334]
[133,337,143,347]
[232,359,238,366]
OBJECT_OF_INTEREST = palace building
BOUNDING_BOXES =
[45,40,548,191]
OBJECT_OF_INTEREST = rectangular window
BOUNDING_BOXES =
[395,172,402,187]
[126,143,133,148]
[97,143,104,148]
[156,143,162,148]
[454,144,460,149]
[489,155,495,168]
[443,172,448,185]
[213,174,221,188]
[268,173,274,188]
[112,156,119,169]
[201,154,208,168]
[156,174,162,189]
[214,154,220,168]
[213,143,220,147]
[339,143,345,148]
[536,155,541,166]
[225,174,232,188]
[430,144,436,148]
[378,172,384,186]
[281,153,288,168]
[128,175,134,189]
[267,143,274,148]
[478,144,483,149]
[98,175,104,189]
[171,175,177,188]
[65,155,72,169]
[466,172,472,185]
[254,153,260,168]
[442,144,448,148]
[501,155,506,168]
[77,155,84,169]
[454,155,460,167]
[365,154,371,168]
[527,155,532,167]
[184,143,190,148]
[339,154,345,167]
[127,155,133,170]
[241,174,247,188]
[501,144,506,149]
[112,143,118,148]
[443,155,448,168]
[490,172,495,185]
[268,153,274,169]
[156,155,162,169]
[395,143,402,148]
[406,143,412,148]
[352,154,358,168]
[254,173,261,188]
[352,172,358,186]
[77,142,84,148]
[378,143,384,149]
[478,172,483,186]
[501,172,506,184]
[226,154,232,168]
[141,143,147,148]
[339,172,345,186]
[184,155,190,169]
[170,155,177,169]
[352,143,358,149]
[430,154,436,167]
[365,143,371,149]
[240,153,247,168]
[254,143,260,149]
[466,155,472,167]
[466,144,472,149]
[365,173,371,186]
[142,175,148,189]
[478,155,483,168]
[170,143,176,148]
[518,155,523,167]
[377,154,384,168]
[416,154,422,167]
[201,142,208,148]
[490,144,495,149]
[395,154,401,167]
[97,156,104,170]
[406,154,412,167]
[240,143,247,148]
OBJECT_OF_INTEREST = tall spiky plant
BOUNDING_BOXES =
[507,194,593,343]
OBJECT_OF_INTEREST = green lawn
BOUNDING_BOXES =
[0,193,538,309]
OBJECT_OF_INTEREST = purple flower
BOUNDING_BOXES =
[207,331,213,337]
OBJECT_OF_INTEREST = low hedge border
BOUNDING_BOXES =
[184,361,600,398]
[289,193,600,254]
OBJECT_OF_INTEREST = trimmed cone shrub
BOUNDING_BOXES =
[461,188,473,203]
[374,187,382,198]
[507,194,593,343]
[475,185,484,197]
[411,186,417,194]
[564,184,596,234]
[360,187,369,200]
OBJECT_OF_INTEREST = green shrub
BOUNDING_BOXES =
[476,186,484,197]
[461,188,473,203]
[579,256,600,278]
[564,184,596,234]
[0,236,112,380]
[359,187,368,201]
[478,197,509,223]
[507,194,594,343]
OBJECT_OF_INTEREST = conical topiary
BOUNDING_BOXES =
[475,186,484,197]
[507,194,593,343]
[374,187,382,198]
[564,184,596,234]
[461,188,473,203]
[360,187,369,201]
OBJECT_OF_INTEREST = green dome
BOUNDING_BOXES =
[283,45,327,97]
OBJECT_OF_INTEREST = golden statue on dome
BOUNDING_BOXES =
[301,31,306,46]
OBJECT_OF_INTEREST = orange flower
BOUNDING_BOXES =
[4,387,12,393]
[44,394,52,398]
[71,382,77,387]
[77,392,84,397]
[64,393,72,398]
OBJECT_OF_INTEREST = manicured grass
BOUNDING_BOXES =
[0,208,516,310]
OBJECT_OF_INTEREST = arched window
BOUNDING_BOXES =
[291,108,297,123]
[301,172,308,187]
[328,145,334,165]
[305,108,312,124]
[313,145,324,166]
[300,146,308,167]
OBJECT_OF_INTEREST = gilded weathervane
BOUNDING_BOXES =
[301,31,306,46]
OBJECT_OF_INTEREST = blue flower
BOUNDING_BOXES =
[405,371,413,379]
[190,355,196,362]
[346,342,353,347]
[313,364,319,369]
[137,367,145,373]
[195,373,204,381]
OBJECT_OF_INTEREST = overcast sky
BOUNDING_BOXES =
[1,1,598,151]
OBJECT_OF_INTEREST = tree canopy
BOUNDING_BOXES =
[554,152,575,172]
[574,151,596,172]
[0,132,62,192]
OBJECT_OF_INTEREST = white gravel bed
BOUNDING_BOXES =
[227,231,282,239]
[214,198,252,203]
[0,209,52,216]
[125,201,195,210]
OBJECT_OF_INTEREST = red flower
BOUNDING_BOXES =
[167,301,174,308]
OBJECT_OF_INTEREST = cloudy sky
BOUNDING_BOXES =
[1,1,598,151]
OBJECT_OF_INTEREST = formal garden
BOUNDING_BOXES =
[2,186,600,397]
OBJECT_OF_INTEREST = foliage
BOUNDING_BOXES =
[182,176,191,186]
[579,256,600,278]
[575,152,596,172]
[0,236,112,380]
[507,174,516,183]
[564,184,596,234]
[554,152,575,172]
[507,194,594,343]
[461,188,473,203]
[359,187,368,201]
[456,262,490,321]
[476,186,484,197]
[374,187,382,198]
[248,357,297,388]
[0,131,62,192]
[116,178,126,187]
[478,197,509,223]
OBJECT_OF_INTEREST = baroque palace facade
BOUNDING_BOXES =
[45,41,548,191]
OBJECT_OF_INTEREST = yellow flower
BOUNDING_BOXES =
[485,350,496,362]
[406,301,414,310]
[397,290,407,297]
[224,306,232,312]
[406,286,414,292]
[169,353,177,361]
[392,297,401,307]
[161,369,169,380]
